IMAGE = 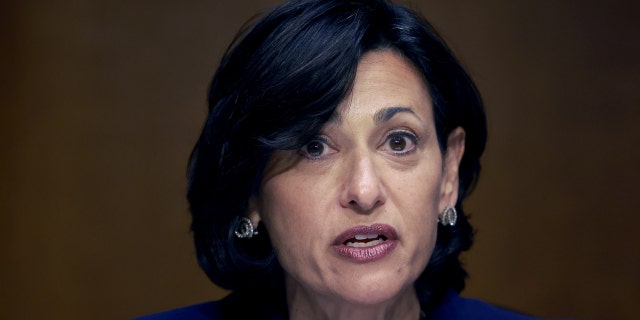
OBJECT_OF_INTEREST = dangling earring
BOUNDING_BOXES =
[438,205,457,226]
[234,217,259,239]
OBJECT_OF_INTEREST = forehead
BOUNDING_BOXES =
[334,50,432,122]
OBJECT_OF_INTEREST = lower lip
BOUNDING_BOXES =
[332,240,398,263]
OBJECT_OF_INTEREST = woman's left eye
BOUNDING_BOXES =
[382,131,418,154]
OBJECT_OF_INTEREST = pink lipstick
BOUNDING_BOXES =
[332,224,398,263]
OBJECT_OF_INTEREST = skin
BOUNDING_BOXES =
[248,50,466,320]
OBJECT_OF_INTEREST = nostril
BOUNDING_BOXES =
[346,197,384,213]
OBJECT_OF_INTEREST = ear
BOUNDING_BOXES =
[246,195,262,226]
[439,127,466,211]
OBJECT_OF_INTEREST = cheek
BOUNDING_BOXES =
[392,167,442,249]
[258,177,327,253]
[402,185,439,239]
[258,177,336,285]
[393,168,443,213]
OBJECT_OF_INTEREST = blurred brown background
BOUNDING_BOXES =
[2,0,639,319]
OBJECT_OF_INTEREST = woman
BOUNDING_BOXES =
[139,0,536,319]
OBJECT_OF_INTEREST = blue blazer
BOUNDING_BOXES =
[135,290,538,320]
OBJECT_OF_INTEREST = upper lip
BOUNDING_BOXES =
[333,224,398,245]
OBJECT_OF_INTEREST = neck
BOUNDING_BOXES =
[285,276,421,320]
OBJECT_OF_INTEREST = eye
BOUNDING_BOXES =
[382,131,418,155]
[305,141,325,157]
[299,138,335,159]
[389,135,407,151]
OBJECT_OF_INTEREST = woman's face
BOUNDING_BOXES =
[250,50,465,306]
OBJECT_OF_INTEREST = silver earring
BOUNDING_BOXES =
[234,217,258,239]
[438,206,457,226]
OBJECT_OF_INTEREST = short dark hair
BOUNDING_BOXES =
[187,0,486,314]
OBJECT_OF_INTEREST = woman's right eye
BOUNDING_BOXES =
[300,139,333,159]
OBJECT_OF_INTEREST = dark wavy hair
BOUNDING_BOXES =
[187,0,486,316]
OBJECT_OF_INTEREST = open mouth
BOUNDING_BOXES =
[332,224,398,262]
[333,224,397,247]
[344,234,388,247]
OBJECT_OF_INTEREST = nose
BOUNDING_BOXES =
[339,152,386,212]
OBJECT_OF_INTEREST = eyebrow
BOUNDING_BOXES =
[327,106,417,125]
[373,106,417,125]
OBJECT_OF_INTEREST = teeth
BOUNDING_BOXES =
[355,234,379,240]
[345,238,384,247]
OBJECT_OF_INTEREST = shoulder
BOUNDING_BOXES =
[132,300,221,320]
[431,290,539,320]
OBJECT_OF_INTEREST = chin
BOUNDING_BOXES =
[329,272,415,306]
